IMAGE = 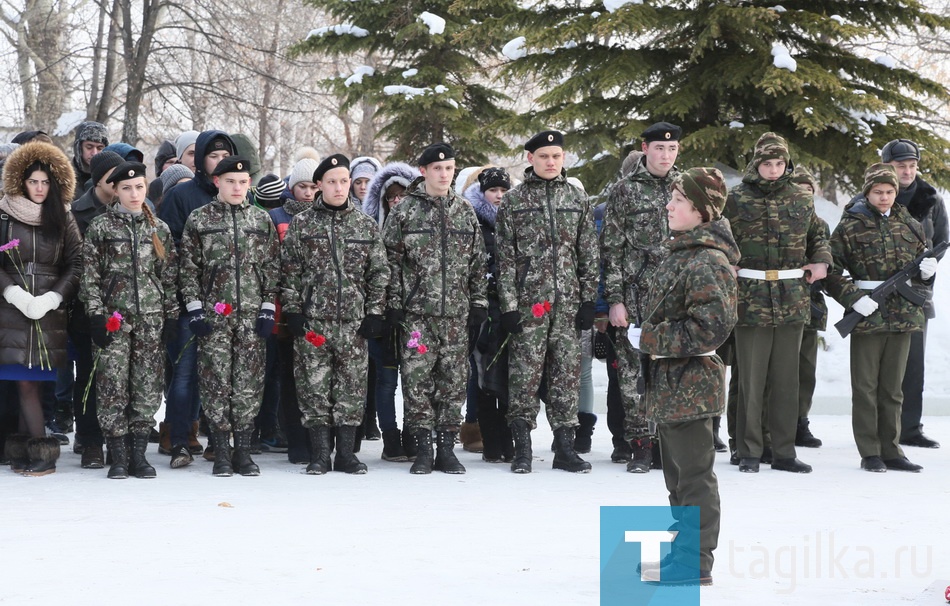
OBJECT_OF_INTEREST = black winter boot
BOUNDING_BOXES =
[232,430,261,476]
[334,426,368,474]
[610,437,632,463]
[306,425,332,475]
[210,431,233,477]
[129,430,156,478]
[381,428,408,462]
[553,426,591,473]
[574,412,597,454]
[500,421,514,463]
[627,438,653,473]
[402,427,418,461]
[479,415,502,463]
[434,431,466,474]
[712,416,727,453]
[106,435,129,479]
[651,438,663,470]
[5,434,31,473]
[409,429,433,474]
[362,402,381,441]
[22,436,61,476]
[795,417,822,448]
[510,419,532,474]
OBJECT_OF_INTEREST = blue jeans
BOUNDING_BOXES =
[367,337,399,431]
[165,315,199,446]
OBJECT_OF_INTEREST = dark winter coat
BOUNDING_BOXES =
[639,218,739,423]
[363,162,419,228]
[157,130,235,246]
[72,185,110,236]
[898,175,947,318]
[0,142,82,368]
[825,200,929,335]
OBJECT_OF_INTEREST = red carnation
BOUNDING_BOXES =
[542,301,551,313]
[222,303,233,316]
[531,303,545,318]
[305,331,326,347]
[416,344,428,354]
[105,316,121,332]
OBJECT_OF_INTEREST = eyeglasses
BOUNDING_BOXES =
[386,192,404,203]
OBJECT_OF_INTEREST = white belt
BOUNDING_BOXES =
[854,280,884,290]
[736,268,805,281]
[651,351,717,360]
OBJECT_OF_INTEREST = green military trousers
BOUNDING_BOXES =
[850,332,911,459]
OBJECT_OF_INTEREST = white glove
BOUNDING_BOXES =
[852,295,879,317]
[627,326,642,350]
[919,257,938,280]
[25,291,63,320]
[3,285,35,317]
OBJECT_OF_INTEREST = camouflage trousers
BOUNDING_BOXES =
[95,316,164,438]
[293,319,366,428]
[399,313,466,433]
[610,326,653,441]
[506,310,580,431]
[197,314,265,433]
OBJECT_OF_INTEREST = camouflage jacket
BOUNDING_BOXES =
[825,200,929,335]
[280,196,389,322]
[495,168,598,317]
[601,158,679,321]
[808,219,831,331]
[724,168,832,326]
[381,177,487,318]
[80,205,178,320]
[179,197,280,317]
[639,218,739,423]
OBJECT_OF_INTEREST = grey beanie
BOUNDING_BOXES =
[175,130,200,160]
[350,156,381,182]
[288,158,320,190]
[160,163,194,193]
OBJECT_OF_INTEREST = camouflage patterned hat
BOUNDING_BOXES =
[862,162,899,195]
[672,167,726,222]
[752,132,790,167]
[789,166,818,194]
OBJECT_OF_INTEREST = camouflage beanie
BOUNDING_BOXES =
[672,167,727,222]
[789,166,818,194]
[752,132,790,167]
[862,163,899,196]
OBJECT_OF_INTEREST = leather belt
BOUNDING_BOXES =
[736,268,805,281]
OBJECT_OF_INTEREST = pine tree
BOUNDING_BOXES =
[290,0,514,165]
[488,1,950,195]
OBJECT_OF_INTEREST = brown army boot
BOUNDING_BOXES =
[552,426,591,473]
[306,425,332,475]
[129,430,157,478]
[232,429,260,476]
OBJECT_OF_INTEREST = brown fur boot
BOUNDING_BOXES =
[22,437,61,476]
[459,421,483,453]
[5,434,31,473]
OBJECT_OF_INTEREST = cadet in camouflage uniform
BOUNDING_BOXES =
[381,143,488,475]
[601,122,682,473]
[825,164,931,473]
[281,154,389,475]
[179,156,280,477]
[80,162,178,479]
[636,167,737,587]
[724,132,831,474]
[495,130,598,474]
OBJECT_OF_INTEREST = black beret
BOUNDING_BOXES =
[524,130,564,153]
[106,161,148,185]
[478,167,511,192]
[881,139,920,163]
[641,122,682,143]
[91,151,125,186]
[418,142,455,166]
[313,154,350,182]
[211,156,251,177]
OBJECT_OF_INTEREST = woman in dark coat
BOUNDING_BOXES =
[0,141,83,475]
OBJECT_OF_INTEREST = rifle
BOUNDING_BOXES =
[834,240,948,338]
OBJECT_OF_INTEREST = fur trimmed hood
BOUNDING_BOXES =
[464,182,498,227]
[2,141,75,203]
[363,162,420,226]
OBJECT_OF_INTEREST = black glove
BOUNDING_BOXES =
[501,310,523,334]
[385,308,405,331]
[186,308,212,337]
[255,304,276,339]
[162,317,179,345]
[89,314,114,348]
[357,314,385,339]
[285,312,307,337]
[575,301,596,331]
[468,306,488,328]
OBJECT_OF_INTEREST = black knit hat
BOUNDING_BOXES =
[90,151,125,186]
[478,167,511,192]
[106,161,147,185]
[313,154,350,182]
